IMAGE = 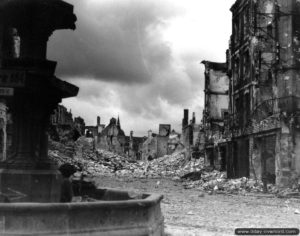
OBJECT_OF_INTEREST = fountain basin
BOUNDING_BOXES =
[0,188,164,236]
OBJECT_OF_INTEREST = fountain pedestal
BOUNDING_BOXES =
[0,0,78,202]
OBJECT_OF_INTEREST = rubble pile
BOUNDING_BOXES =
[48,140,75,158]
[97,149,144,177]
[49,138,203,179]
[140,150,204,178]
[113,149,205,178]
[49,137,300,196]
[49,124,80,144]
[181,171,280,194]
[49,137,144,177]
[49,138,111,176]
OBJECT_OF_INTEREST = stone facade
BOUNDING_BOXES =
[49,105,85,142]
[74,116,85,136]
[51,105,73,126]
[85,116,105,141]
[225,0,300,187]
[167,130,182,154]
[181,110,199,148]
[85,116,145,159]
[97,117,126,155]
[141,125,170,161]
[142,130,157,161]
[124,131,145,161]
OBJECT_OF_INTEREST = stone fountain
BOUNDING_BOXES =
[0,0,79,203]
[0,1,164,235]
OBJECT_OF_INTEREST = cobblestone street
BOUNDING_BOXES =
[96,176,300,236]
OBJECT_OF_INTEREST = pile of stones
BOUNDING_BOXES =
[181,171,281,195]
[49,137,300,197]
[49,138,143,177]
[48,138,202,179]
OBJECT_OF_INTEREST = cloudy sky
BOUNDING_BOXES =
[48,0,235,136]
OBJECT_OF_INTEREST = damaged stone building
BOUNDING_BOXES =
[181,109,202,154]
[51,104,73,126]
[225,0,300,187]
[97,117,126,155]
[167,130,183,154]
[85,116,105,140]
[201,61,229,171]
[85,115,145,159]
[50,105,85,142]
[124,131,145,161]
[74,116,85,136]
[141,124,171,161]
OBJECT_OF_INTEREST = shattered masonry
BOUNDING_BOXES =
[201,61,229,172]
[202,0,300,188]
[84,116,145,161]
[141,125,171,161]
[50,104,85,143]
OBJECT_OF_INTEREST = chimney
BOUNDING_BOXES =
[192,112,196,124]
[97,116,100,126]
[182,109,189,127]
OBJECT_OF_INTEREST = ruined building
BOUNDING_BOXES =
[167,130,182,154]
[181,109,202,156]
[85,116,145,159]
[49,105,85,142]
[181,109,193,148]
[201,61,229,171]
[124,131,145,161]
[51,104,73,126]
[142,124,171,161]
[98,117,126,155]
[142,130,157,161]
[74,116,85,136]
[226,0,300,187]
[85,116,105,139]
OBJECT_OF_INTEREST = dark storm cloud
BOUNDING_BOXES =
[48,0,179,84]
[48,0,202,129]
[54,0,235,135]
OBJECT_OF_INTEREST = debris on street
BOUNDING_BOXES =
[49,137,300,197]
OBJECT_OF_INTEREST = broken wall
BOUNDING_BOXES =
[159,124,171,136]
[207,69,229,120]
[209,95,229,120]
[141,135,158,161]
[157,136,168,157]
[209,69,229,92]
[97,119,126,156]
[182,124,193,148]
